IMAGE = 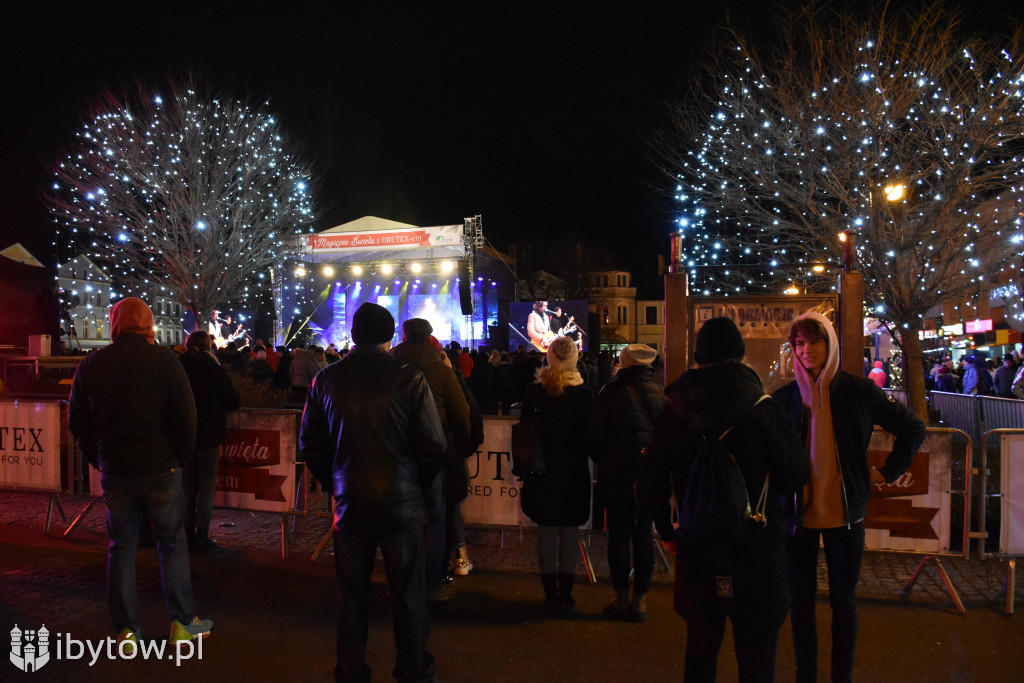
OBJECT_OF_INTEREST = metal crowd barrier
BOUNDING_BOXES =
[980,395,1024,431]
[930,391,983,443]
[981,428,1024,615]
[884,388,908,405]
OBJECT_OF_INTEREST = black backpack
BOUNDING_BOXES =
[677,395,770,545]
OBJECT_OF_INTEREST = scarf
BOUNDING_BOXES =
[793,311,846,528]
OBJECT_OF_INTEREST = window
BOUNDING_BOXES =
[602,275,609,287]
[617,274,627,287]
[617,306,628,324]
[603,305,609,324]
[645,305,658,325]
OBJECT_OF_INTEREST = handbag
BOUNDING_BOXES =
[511,396,545,477]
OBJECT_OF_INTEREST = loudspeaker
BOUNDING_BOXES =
[458,260,473,315]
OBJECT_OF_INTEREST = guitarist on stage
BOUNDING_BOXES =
[527,301,553,351]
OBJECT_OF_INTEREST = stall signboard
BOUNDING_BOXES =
[864,430,953,552]
[691,296,837,395]
[461,418,531,526]
[0,401,62,492]
[215,410,299,514]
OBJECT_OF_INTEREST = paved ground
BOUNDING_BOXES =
[2,491,1023,681]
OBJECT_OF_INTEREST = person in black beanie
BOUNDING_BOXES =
[639,317,809,682]
[300,301,447,682]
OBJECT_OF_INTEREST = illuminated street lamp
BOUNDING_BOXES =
[883,183,906,202]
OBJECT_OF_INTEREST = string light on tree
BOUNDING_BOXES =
[48,78,315,328]
[661,1,1024,418]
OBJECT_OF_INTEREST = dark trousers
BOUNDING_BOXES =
[787,522,865,683]
[333,527,434,683]
[422,473,445,592]
[101,469,195,631]
[605,496,654,594]
[684,614,781,683]
[182,445,221,537]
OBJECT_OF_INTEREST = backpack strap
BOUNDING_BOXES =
[717,394,771,440]
[625,382,656,432]
[717,394,773,526]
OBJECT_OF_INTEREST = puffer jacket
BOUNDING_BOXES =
[299,345,447,533]
[587,364,666,503]
[69,333,197,476]
[772,370,927,529]
[180,349,240,448]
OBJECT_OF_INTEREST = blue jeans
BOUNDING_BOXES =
[182,446,221,536]
[333,527,434,683]
[101,468,196,631]
[787,522,865,683]
[422,473,445,592]
[605,497,654,594]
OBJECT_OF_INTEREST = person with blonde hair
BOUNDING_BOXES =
[519,335,595,614]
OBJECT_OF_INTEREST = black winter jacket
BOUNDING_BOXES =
[638,361,808,627]
[586,364,666,503]
[69,334,197,476]
[519,381,595,527]
[772,370,927,529]
[180,350,240,448]
[392,341,472,503]
[298,345,447,533]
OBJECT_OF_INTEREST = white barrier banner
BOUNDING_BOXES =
[0,401,61,492]
[1000,433,1024,555]
[865,429,953,553]
[214,410,298,514]
[461,417,532,526]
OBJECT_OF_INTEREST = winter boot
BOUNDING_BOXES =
[602,589,630,620]
[629,590,647,623]
[556,572,576,615]
[540,573,559,612]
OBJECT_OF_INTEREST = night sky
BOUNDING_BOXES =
[3,2,1022,297]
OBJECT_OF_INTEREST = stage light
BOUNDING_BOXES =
[323,266,335,277]
[441,261,454,273]
[414,279,421,284]
[381,264,393,275]
[352,265,363,276]
[431,283,437,288]
[410,262,422,273]
[294,266,306,278]
[394,279,401,285]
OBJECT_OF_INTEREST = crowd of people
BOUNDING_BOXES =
[72,297,938,682]
[923,351,1024,398]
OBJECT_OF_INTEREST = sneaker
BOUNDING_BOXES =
[454,549,473,576]
[169,617,213,643]
[117,628,140,656]
[195,535,221,552]
[426,582,458,602]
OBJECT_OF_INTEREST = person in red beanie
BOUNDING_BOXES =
[68,296,213,649]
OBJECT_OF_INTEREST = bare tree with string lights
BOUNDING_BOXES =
[659,2,1024,417]
[48,78,315,332]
